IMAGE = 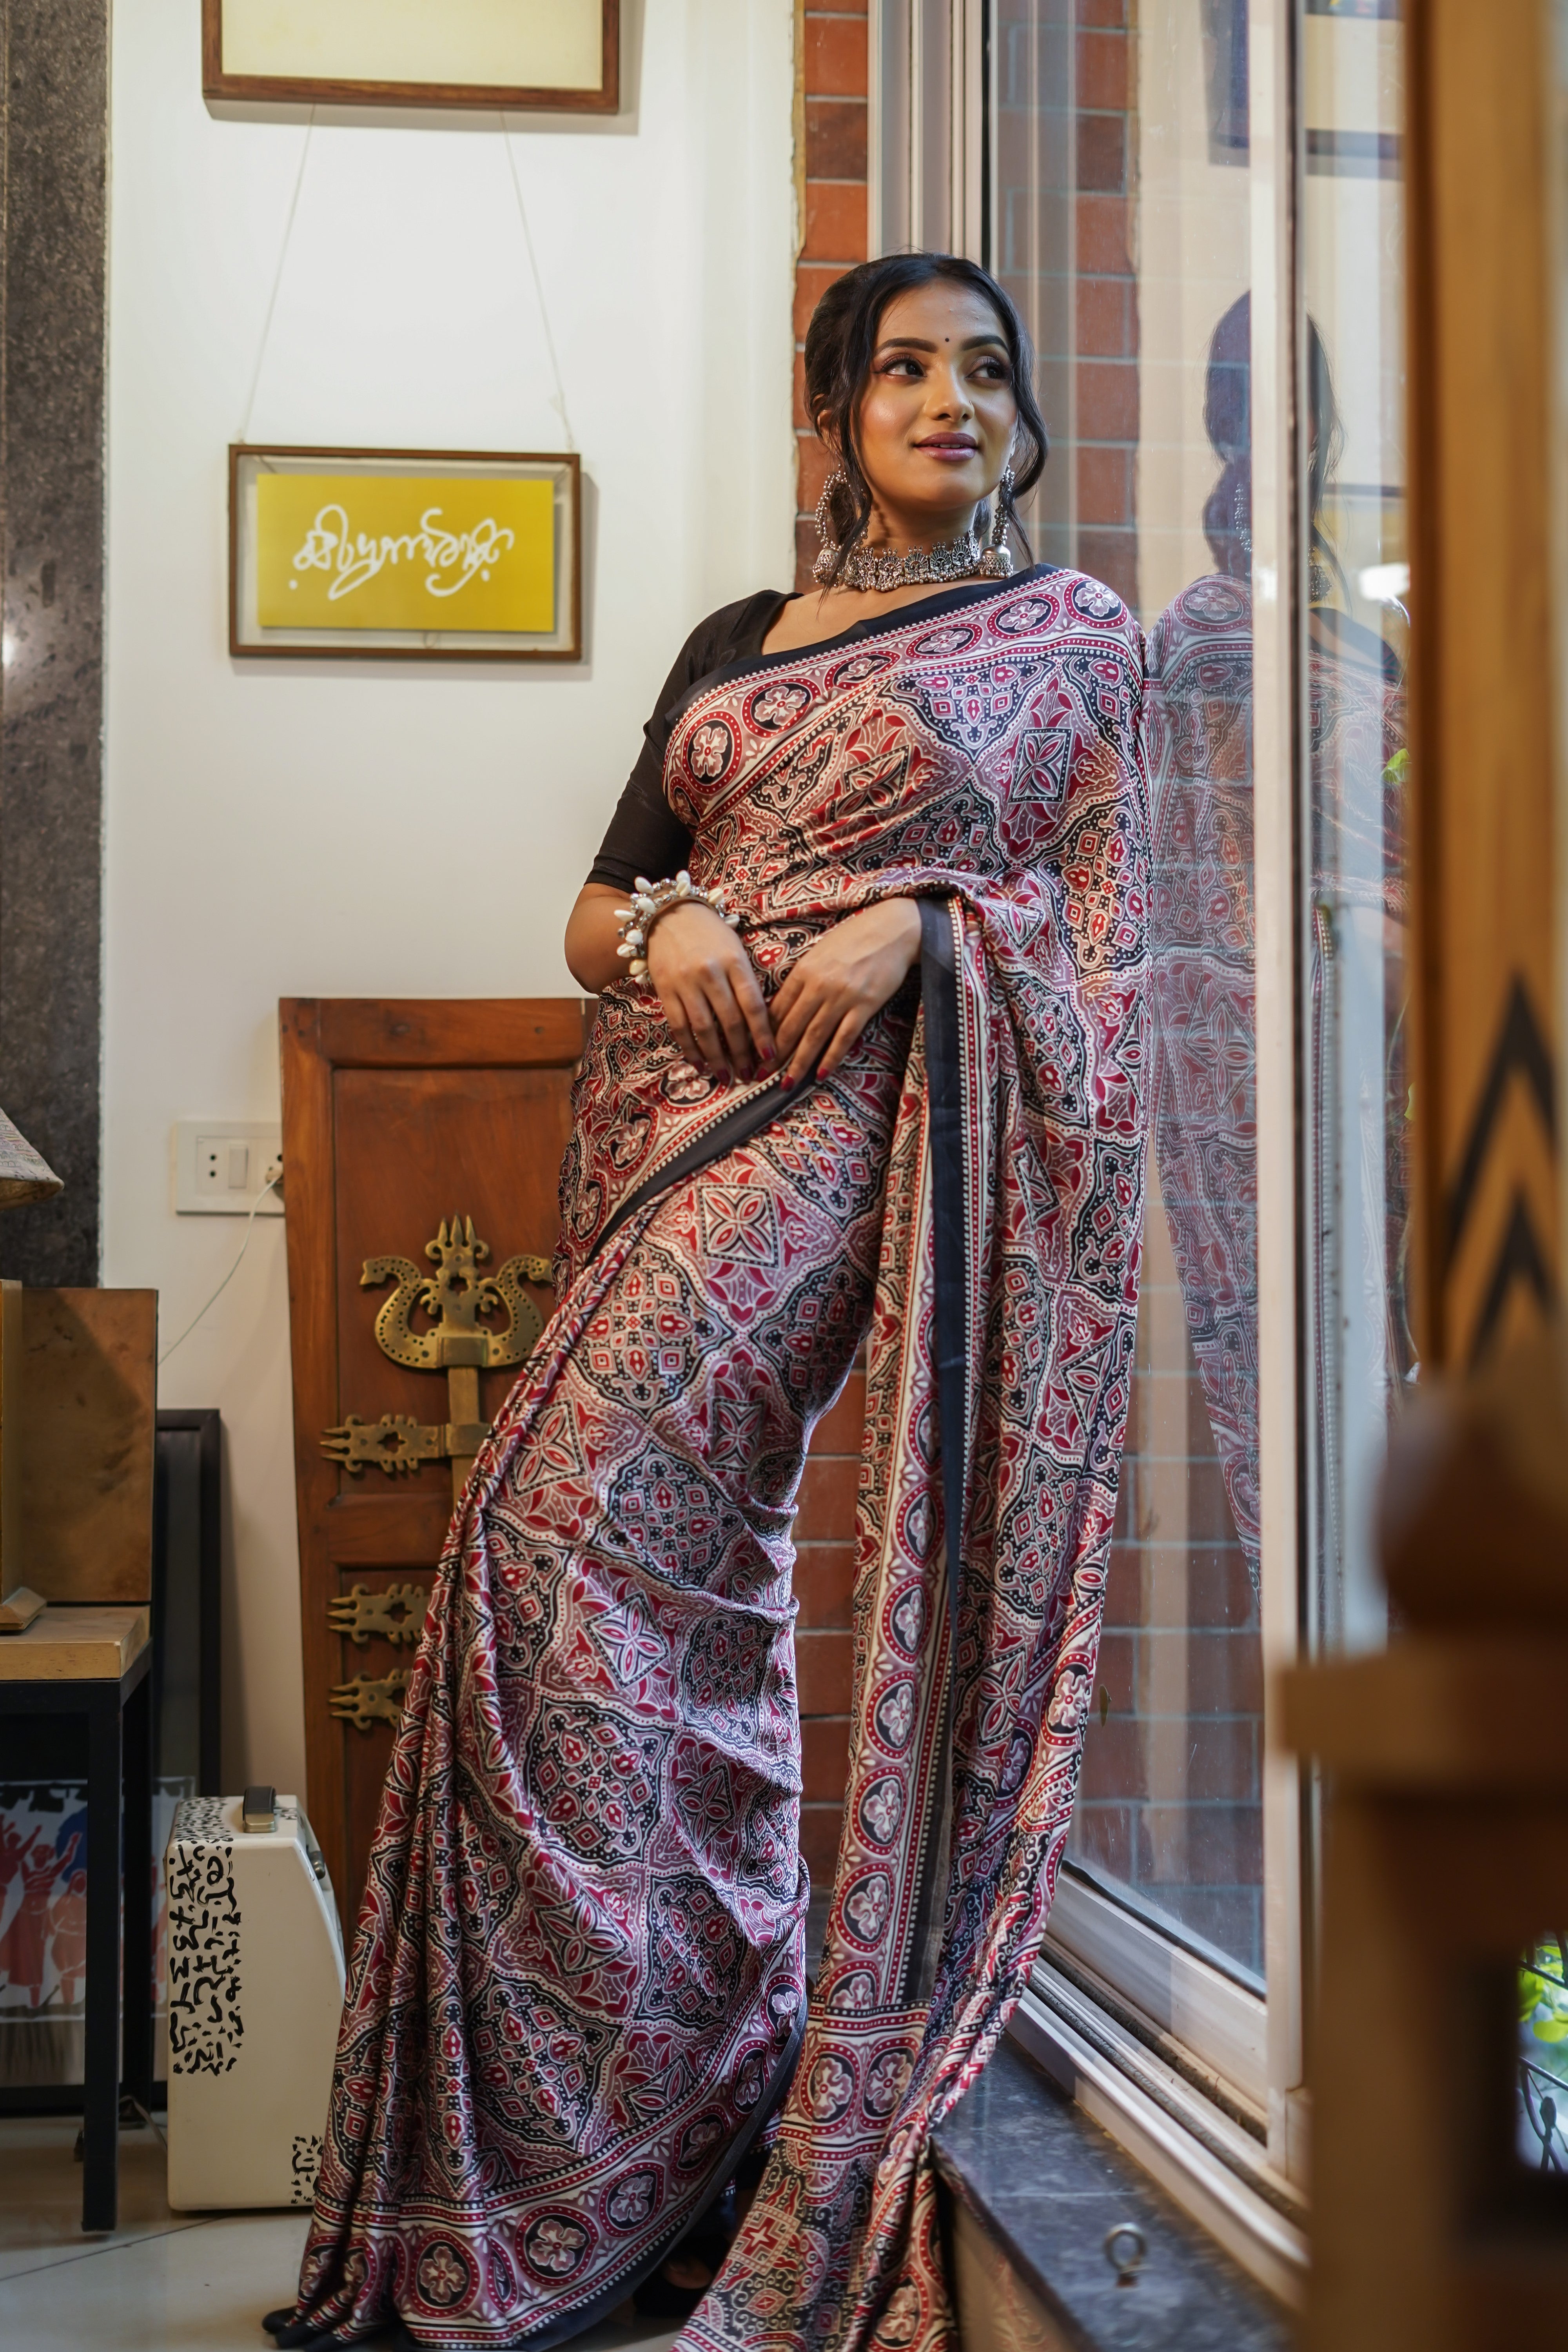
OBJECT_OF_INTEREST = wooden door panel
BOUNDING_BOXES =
[331,1065,572,1465]
[281,998,590,1923]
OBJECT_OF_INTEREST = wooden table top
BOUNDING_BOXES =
[0,1604,150,1682]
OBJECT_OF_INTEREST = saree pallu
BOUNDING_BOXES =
[288,568,1149,2352]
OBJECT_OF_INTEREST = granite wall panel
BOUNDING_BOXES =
[0,0,109,1284]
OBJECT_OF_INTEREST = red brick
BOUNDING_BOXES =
[806,96,867,181]
[1069,1803,1134,1875]
[1078,1715,1146,1801]
[804,14,868,98]
[797,432,835,512]
[1076,27,1131,110]
[1076,111,1127,194]
[1094,1629,1136,1713]
[1076,0,1130,25]
[1077,444,1134,528]
[1138,1804,1263,1888]
[804,180,868,262]
[794,349,810,431]
[802,1715,851,1800]
[794,1541,856,1628]
[795,515,818,592]
[1076,529,1137,608]
[1136,1628,1264,1717]
[1145,1719,1259,1804]
[1103,1544,1143,1627]
[798,1628,853,1714]
[1076,196,1132,276]
[795,262,847,344]
[1076,274,1136,358]
[811,1368,866,1455]
[796,1452,859,1540]
[1077,358,1139,440]
[800,1802,846,1882]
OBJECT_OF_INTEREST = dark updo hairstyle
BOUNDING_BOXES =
[804,252,1049,587]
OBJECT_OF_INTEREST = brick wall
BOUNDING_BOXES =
[995,0,1140,610]
[1069,1155,1265,1976]
[792,2,871,1891]
[795,3,869,590]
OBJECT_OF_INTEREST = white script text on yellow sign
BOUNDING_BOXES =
[256,473,555,633]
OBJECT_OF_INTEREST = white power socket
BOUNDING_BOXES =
[174,1119,285,1216]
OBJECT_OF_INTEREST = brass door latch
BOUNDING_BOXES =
[326,1583,430,1648]
[328,1670,411,1731]
[322,1218,552,1503]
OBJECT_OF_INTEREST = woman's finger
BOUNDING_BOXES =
[700,967,758,1078]
[682,988,730,1074]
[729,954,778,1068]
[783,999,841,1089]
[816,1004,872,1079]
[659,990,702,1070]
[773,973,828,1063]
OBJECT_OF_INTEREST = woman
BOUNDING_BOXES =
[272,250,1149,2352]
[1147,292,1408,1597]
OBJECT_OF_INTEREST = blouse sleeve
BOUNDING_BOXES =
[584,592,786,890]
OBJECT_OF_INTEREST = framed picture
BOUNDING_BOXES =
[229,445,583,663]
[203,0,619,114]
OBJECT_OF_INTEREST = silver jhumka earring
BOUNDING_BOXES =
[813,464,1016,591]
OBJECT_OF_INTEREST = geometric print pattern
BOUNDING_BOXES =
[286,567,1149,2350]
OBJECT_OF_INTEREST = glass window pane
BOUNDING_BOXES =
[997,0,1265,1981]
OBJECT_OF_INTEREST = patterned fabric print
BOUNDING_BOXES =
[165,1808,243,2078]
[293,568,1148,2352]
[675,572,1147,2352]
[1146,582,1406,1588]
[293,1044,909,2346]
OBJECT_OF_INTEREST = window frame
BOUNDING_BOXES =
[869,0,1318,2283]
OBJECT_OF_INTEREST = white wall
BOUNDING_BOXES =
[102,0,798,1797]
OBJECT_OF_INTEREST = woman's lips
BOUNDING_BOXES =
[915,437,980,463]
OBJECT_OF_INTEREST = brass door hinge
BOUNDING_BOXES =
[328,1670,410,1731]
[326,1583,430,1647]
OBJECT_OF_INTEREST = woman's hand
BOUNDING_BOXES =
[645,899,777,1080]
[771,899,923,1088]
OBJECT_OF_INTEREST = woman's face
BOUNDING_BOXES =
[851,280,1019,541]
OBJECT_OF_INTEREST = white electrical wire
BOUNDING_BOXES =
[499,115,577,449]
[238,111,316,445]
[158,1174,282,1370]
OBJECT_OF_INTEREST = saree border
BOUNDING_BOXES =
[658,564,1054,742]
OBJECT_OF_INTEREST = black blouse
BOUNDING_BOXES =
[587,568,1056,891]
[586,590,791,890]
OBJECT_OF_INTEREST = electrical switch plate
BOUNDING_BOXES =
[174,1119,284,1216]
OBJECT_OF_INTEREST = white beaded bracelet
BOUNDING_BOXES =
[615,871,740,983]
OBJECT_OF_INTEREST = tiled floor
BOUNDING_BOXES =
[0,2116,681,2352]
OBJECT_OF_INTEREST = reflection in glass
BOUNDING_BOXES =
[997,0,1408,1977]
[1519,1937,1568,2172]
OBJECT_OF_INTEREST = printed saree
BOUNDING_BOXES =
[1146,577,1407,1590]
[285,565,1149,2352]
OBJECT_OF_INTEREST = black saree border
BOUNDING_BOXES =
[588,1066,826,1264]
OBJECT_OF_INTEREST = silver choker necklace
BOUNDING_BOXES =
[813,467,1015,592]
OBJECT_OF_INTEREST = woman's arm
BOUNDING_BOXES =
[565,883,779,1080]
[564,885,924,1088]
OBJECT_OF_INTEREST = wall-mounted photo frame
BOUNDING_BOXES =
[229,446,583,663]
[203,1,619,115]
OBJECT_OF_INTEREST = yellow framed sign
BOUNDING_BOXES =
[229,446,582,662]
[203,1,619,115]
